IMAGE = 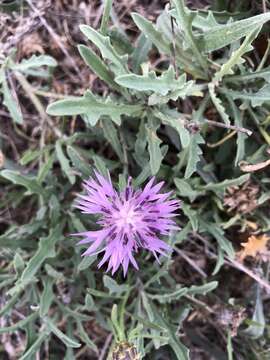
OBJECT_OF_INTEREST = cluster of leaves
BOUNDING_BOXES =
[1,0,270,358]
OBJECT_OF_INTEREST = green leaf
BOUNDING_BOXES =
[131,13,171,54]
[84,294,96,311]
[153,109,190,148]
[100,0,112,35]
[148,286,188,304]
[185,133,204,178]
[47,90,142,126]
[146,296,190,360]
[226,96,247,166]
[225,66,270,83]
[45,318,81,348]
[103,275,129,295]
[20,148,43,165]
[224,85,270,107]
[187,281,218,296]
[56,141,76,184]
[174,178,198,202]
[67,145,92,178]
[148,81,199,106]
[77,321,98,352]
[37,151,55,183]
[141,292,165,349]
[2,74,23,124]
[198,12,270,52]
[78,44,120,91]
[40,277,54,317]
[77,255,97,272]
[13,253,25,274]
[244,286,265,339]
[212,246,224,275]
[182,204,199,231]
[20,330,50,360]
[9,225,62,295]
[200,220,234,258]
[189,10,219,30]
[101,119,123,158]
[116,67,187,95]
[0,311,38,334]
[146,118,163,175]
[93,155,109,178]
[79,25,128,74]
[202,174,250,192]
[132,33,152,73]
[173,0,208,71]
[208,82,230,124]
[45,264,65,281]
[11,54,57,72]
[0,291,21,317]
[214,27,260,82]
[1,170,46,196]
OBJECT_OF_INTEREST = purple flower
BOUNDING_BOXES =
[73,171,180,276]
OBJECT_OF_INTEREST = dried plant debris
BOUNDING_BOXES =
[214,305,246,337]
[224,181,260,214]
[1,0,270,359]
[112,342,140,360]
[238,234,270,261]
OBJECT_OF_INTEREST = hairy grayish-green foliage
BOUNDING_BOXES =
[1,0,270,358]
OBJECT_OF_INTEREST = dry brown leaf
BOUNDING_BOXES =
[239,159,270,172]
[238,234,270,261]
[244,220,258,231]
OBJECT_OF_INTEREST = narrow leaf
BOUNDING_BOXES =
[214,27,260,82]
[146,119,163,175]
[185,134,204,178]
[2,75,23,124]
[131,13,171,54]
[79,25,128,74]
[9,225,62,295]
[45,318,81,348]
[56,141,76,184]
[78,44,119,90]
[1,170,46,196]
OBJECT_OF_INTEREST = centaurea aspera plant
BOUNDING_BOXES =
[74,171,181,276]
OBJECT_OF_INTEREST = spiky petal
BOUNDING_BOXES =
[73,171,180,276]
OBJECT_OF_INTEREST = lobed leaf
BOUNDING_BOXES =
[47,90,142,126]
[11,54,57,72]
[198,12,270,52]
[116,67,187,96]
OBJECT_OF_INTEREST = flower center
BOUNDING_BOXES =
[116,202,136,229]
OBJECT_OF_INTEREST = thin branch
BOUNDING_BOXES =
[14,71,64,138]
[204,119,252,136]
[207,130,237,148]
[26,0,84,82]
[99,333,113,360]
[174,247,207,278]
[193,232,270,293]
[34,89,70,99]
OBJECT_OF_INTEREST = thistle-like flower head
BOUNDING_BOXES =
[74,171,180,276]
